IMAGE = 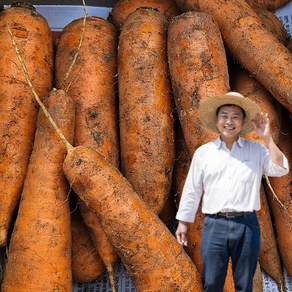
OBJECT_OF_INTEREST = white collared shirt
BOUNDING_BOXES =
[176,137,289,223]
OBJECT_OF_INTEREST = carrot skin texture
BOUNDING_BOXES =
[78,202,118,283]
[256,9,289,45]
[118,8,175,214]
[257,184,285,289]
[55,16,119,165]
[110,0,181,29]
[167,11,229,154]
[71,209,106,283]
[1,89,74,291]
[0,3,53,246]
[263,108,292,276]
[244,0,291,11]
[175,0,292,112]
[63,146,202,291]
[55,16,120,283]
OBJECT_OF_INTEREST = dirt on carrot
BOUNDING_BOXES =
[244,0,291,11]
[71,208,106,283]
[0,2,54,247]
[1,89,74,291]
[256,8,289,45]
[118,7,175,214]
[109,0,181,29]
[55,15,120,287]
[263,107,292,276]
[175,0,292,112]
[63,145,203,291]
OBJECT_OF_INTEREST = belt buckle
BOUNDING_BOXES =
[225,212,236,218]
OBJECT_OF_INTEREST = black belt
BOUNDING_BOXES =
[216,211,253,218]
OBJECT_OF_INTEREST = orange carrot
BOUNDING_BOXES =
[175,0,292,112]
[1,89,74,291]
[71,209,106,283]
[0,2,53,246]
[167,11,229,154]
[55,15,120,287]
[10,27,203,291]
[63,145,203,291]
[78,202,118,287]
[55,16,119,164]
[263,107,292,276]
[245,0,291,11]
[256,9,289,45]
[231,66,281,144]
[257,183,285,290]
[118,7,175,214]
[110,0,181,29]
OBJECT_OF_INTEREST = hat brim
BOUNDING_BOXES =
[199,92,261,136]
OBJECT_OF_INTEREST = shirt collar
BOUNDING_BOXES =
[215,136,244,149]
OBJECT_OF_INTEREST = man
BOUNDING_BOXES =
[175,92,289,292]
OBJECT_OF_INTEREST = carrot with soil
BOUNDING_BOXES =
[10,25,203,291]
[263,108,292,276]
[257,183,285,290]
[55,15,120,288]
[109,0,181,29]
[78,202,118,287]
[118,7,175,214]
[255,9,289,45]
[244,0,291,11]
[167,11,229,155]
[71,209,106,283]
[175,0,292,112]
[0,2,54,246]
[1,88,74,291]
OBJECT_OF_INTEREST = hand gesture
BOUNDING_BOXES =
[251,112,271,138]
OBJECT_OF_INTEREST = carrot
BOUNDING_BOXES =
[257,183,285,290]
[230,66,281,144]
[0,2,53,246]
[118,7,175,214]
[78,202,118,287]
[175,0,292,112]
[256,9,289,45]
[55,15,120,287]
[167,11,229,154]
[10,17,203,291]
[63,146,202,291]
[109,0,181,29]
[55,16,119,163]
[1,89,74,291]
[71,209,106,283]
[244,0,291,11]
[263,107,292,276]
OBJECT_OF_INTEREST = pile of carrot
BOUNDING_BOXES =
[0,0,291,291]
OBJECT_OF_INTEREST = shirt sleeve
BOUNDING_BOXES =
[261,144,289,177]
[175,150,204,223]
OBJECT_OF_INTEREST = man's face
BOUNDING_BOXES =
[216,105,245,138]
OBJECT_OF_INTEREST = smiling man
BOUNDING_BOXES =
[175,92,289,292]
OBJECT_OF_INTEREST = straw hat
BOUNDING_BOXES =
[199,92,261,136]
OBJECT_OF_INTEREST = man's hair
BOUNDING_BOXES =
[216,104,246,118]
